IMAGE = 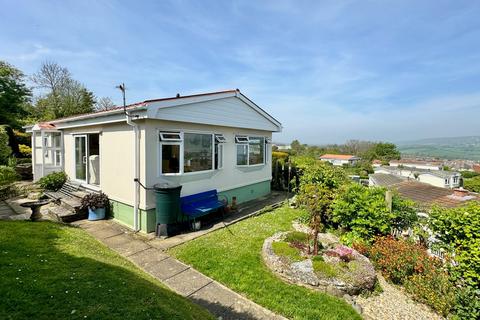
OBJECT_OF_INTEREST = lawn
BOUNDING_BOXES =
[170,205,361,320]
[0,221,214,320]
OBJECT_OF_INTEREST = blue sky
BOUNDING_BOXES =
[2,0,480,144]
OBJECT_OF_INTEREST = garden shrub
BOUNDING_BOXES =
[404,268,456,317]
[367,236,438,284]
[18,144,31,157]
[429,203,480,288]
[0,165,19,186]
[271,241,303,262]
[463,176,480,193]
[0,126,12,165]
[452,285,480,320]
[38,171,67,191]
[332,184,417,240]
[284,231,309,244]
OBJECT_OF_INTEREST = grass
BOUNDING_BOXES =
[0,221,214,320]
[272,241,304,262]
[284,231,309,243]
[170,205,361,320]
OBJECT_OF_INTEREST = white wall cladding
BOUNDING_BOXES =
[151,96,279,132]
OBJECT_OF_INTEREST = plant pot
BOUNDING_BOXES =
[88,207,106,221]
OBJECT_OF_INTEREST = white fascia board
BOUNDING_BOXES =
[45,108,148,130]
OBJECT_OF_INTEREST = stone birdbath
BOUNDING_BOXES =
[20,199,52,221]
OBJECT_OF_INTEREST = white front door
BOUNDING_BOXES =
[74,135,87,182]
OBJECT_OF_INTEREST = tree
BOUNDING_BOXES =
[31,61,95,120]
[95,97,116,111]
[0,61,32,128]
[361,142,401,162]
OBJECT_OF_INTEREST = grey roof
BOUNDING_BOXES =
[374,166,460,179]
[369,173,406,187]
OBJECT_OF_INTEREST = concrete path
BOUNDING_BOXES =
[0,201,15,219]
[72,219,286,320]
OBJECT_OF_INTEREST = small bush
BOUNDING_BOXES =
[284,231,309,244]
[0,184,19,200]
[18,144,31,157]
[404,268,456,317]
[39,171,67,191]
[272,241,303,262]
[368,236,438,284]
[463,176,480,193]
[80,192,109,210]
[452,285,480,320]
[0,166,19,186]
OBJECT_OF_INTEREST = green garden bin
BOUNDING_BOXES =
[153,183,182,225]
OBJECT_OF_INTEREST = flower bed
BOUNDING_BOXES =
[262,227,376,297]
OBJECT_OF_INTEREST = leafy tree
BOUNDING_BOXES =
[0,61,32,128]
[290,139,306,156]
[0,126,12,165]
[293,156,349,253]
[464,176,480,193]
[95,97,116,111]
[361,142,401,162]
[31,61,95,120]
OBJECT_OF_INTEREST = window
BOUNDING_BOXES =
[236,144,248,165]
[249,137,265,165]
[235,136,249,143]
[215,134,225,169]
[453,176,459,184]
[445,178,449,185]
[183,133,213,173]
[215,143,224,169]
[43,132,62,166]
[215,134,227,143]
[159,132,182,141]
[235,135,265,166]
[161,144,180,174]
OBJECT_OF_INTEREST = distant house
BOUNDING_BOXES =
[319,154,360,166]
[389,159,443,171]
[369,173,477,209]
[274,144,291,151]
[474,164,480,173]
[374,166,461,189]
[372,159,383,167]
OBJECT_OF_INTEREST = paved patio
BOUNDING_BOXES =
[73,218,285,320]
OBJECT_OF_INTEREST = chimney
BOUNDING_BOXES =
[453,188,469,198]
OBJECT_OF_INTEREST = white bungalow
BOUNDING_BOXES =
[26,89,282,233]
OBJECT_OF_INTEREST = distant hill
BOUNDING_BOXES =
[397,136,480,161]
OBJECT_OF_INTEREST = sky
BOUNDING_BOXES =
[1,0,480,144]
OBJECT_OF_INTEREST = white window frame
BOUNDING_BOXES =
[235,135,266,167]
[42,131,63,168]
[158,130,217,176]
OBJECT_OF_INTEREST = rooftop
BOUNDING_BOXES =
[319,154,359,160]
[369,173,406,187]
[375,166,460,178]
[390,159,443,166]
[392,181,477,208]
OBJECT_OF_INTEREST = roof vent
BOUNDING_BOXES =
[176,93,180,98]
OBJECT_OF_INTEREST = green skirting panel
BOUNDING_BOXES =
[109,200,156,233]
[219,180,271,205]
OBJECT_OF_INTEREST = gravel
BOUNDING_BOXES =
[356,275,444,320]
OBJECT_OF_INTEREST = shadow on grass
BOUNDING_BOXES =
[0,220,216,320]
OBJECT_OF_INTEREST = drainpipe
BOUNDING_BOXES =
[117,83,140,232]
[126,112,140,232]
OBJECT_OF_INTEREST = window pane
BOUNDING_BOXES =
[249,137,264,165]
[215,144,223,169]
[236,144,248,165]
[55,150,62,166]
[162,144,180,174]
[184,133,213,173]
[53,133,61,147]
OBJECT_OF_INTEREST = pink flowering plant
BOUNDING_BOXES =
[325,245,355,262]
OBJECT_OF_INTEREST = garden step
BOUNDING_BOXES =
[47,203,86,222]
